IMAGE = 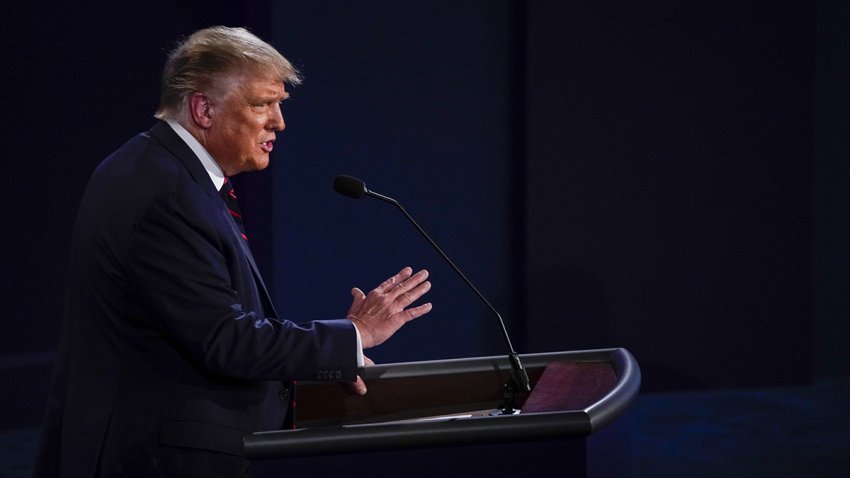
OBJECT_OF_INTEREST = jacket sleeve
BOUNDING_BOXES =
[124,190,358,382]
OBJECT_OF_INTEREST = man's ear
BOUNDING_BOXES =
[188,92,214,129]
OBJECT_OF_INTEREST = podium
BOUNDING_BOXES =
[247,348,640,477]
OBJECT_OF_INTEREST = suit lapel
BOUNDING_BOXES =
[224,209,279,319]
[150,121,279,319]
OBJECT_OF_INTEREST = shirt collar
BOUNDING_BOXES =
[166,119,226,191]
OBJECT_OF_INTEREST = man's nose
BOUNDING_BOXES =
[268,103,285,131]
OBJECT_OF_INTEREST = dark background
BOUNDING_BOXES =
[1,0,848,459]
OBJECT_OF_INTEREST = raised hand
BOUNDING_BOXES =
[346,267,432,349]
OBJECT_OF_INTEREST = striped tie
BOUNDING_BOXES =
[220,177,248,241]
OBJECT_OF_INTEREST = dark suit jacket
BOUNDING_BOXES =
[35,121,358,477]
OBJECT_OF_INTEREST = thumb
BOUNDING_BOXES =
[348,287,366,318]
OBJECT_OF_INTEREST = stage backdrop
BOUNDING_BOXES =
[520,1,817,390]
[267,0,833,391]
[3,0,849,435]
[268,1,518,364]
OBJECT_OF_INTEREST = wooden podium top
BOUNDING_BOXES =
[244,347,640,460]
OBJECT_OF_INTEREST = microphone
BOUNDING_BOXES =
[332,175,366,199]
[333,174,532,414]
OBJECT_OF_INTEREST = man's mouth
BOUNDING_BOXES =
[260,140,274,153]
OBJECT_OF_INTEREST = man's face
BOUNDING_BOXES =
[206,75,288,176]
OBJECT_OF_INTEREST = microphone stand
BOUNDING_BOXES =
[358,185,532,414]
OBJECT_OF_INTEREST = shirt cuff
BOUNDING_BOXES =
[352,322,365,367]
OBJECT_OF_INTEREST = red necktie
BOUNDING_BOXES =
[220,177,247,241]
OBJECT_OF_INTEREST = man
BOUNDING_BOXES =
[35,26,432,477]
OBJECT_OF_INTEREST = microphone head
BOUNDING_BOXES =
[333,175,367,199]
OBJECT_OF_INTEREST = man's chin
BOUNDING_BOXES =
[254,158,270,171]
[235,157,270,174]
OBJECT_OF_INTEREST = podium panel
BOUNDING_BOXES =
[245,348,640,463]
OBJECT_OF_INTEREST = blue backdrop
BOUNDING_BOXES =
[1,0,849,434]
[267,1,515,364]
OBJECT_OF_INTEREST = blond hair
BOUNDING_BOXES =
[154,26,301,120]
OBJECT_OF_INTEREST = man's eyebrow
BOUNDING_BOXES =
[267,92,290,101]
[251,92,289,103]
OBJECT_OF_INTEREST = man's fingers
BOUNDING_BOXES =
[385,269,429,299]
[353,376,367,395]
[347,357,375,396]
[396,302,432,323]
[395,281,431,308]
[376,267,413,293]
[347,376,367,396]
[351,287,365,300]
[395,269,429,291]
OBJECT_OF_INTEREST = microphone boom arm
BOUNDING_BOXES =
[363,187,532,408]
